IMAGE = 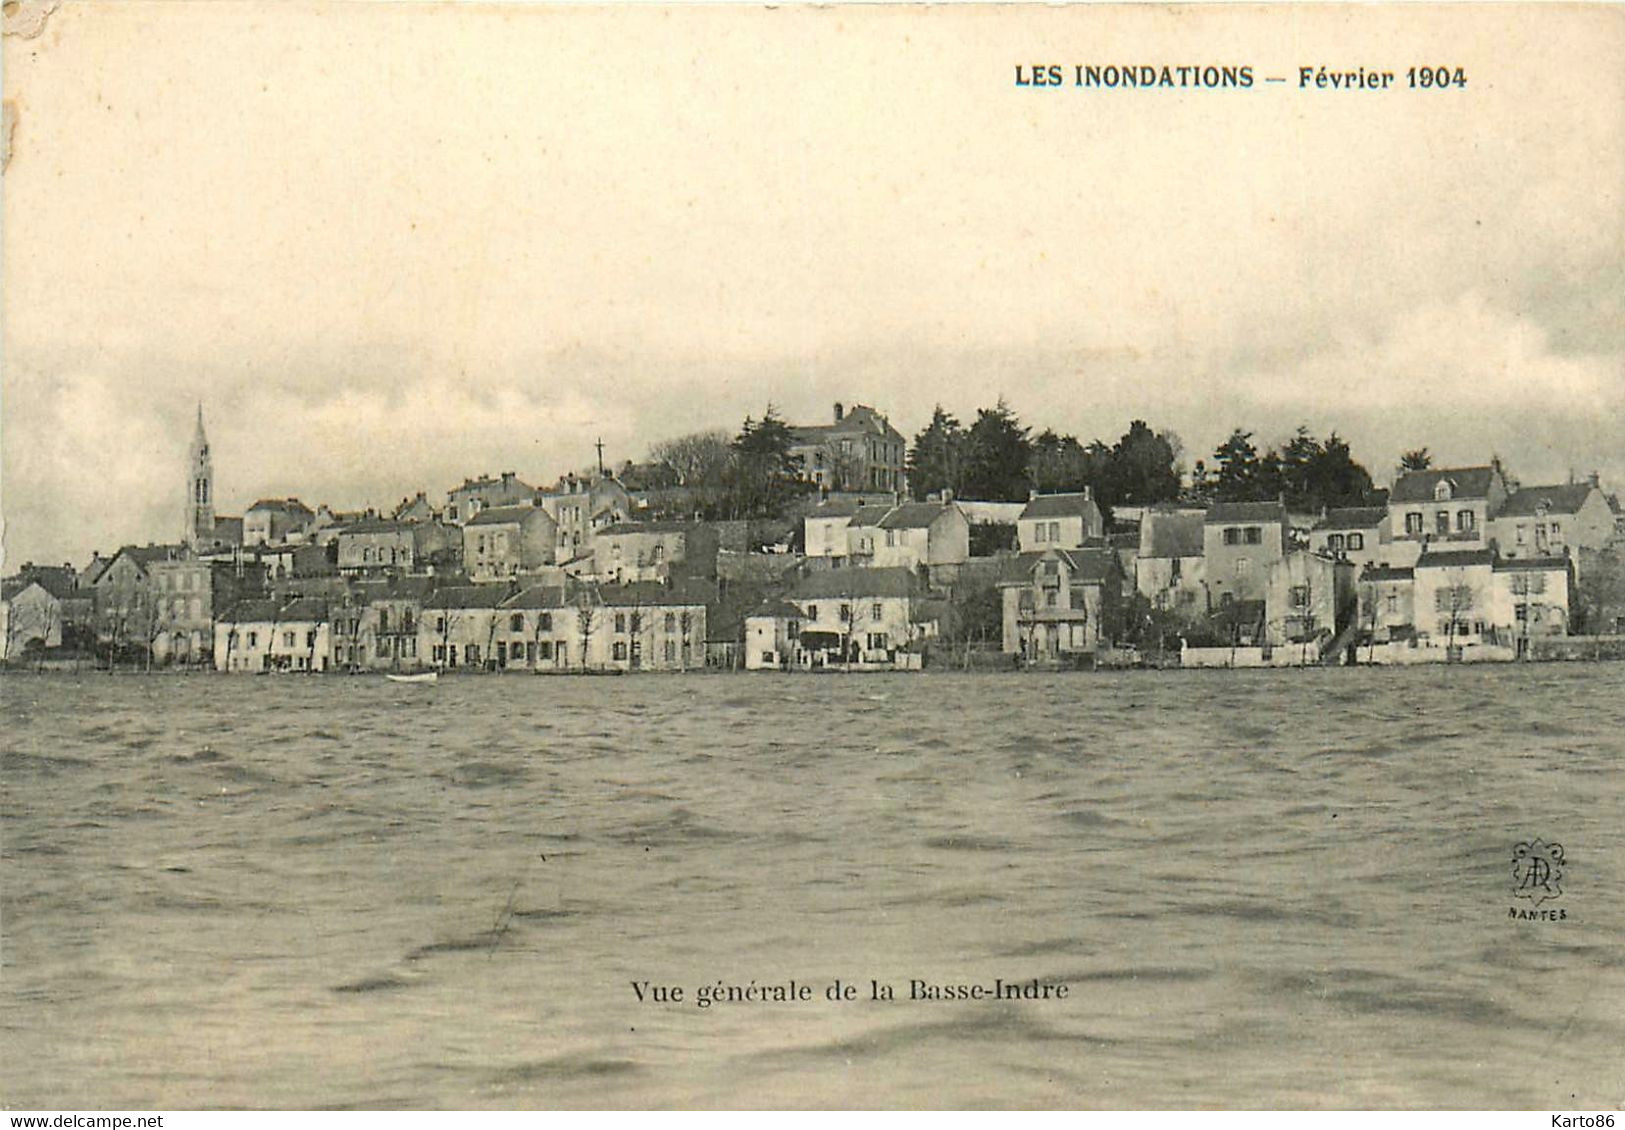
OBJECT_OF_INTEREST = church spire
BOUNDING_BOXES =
[185,403,215,549]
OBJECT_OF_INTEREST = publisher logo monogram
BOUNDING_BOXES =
[1512,839,1564,906]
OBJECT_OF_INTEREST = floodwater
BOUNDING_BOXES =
[3,666,1622,1109]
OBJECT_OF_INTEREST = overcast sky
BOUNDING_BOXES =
[4,3,1621,568]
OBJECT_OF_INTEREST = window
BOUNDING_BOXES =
[1435,511,1450,535]
[1405,512,1423,535]
[652,545,665,563]
[306,631,316,648]
[538,641,552,660]
[664,640,676,662]
[664,612,677,632]
[867,632,887,650]
[1457,509,1475,532]
[434,616,445,633]
[1434,481,1452,501]
[1048,521,1060,542]
[1034,524,1047,544]
[248,631,258,647]
[1348,533,1364,551]
[1290,585,1310,608]
[615,613,627,633]
[283,631,296,647]
[613,641,627,661]
[1516,524,1527,545]
[761,651,775,665]
[807,604,817,621]
[406,638,416,657]
[1515,604,1528,623]
[885,530,897,547]
[379,609,390,632]
[1551,522,1563,538]
[510,613,524,632]
[1223,528,1240,546]
[465,644,480,665]
[1244,527,1261,545]
[871,603,883,622]
[403,611,415,632]
[1328,534,1344,552]
[433,644,445,662]
[840,603,852,622]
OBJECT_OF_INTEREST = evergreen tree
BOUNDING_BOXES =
[1212,429,1261,501]
[729,406,806,518]
[961,399,1032,502]
[1400,448,1433,473]
[907,406,966,500]
[1112,420,1182,505]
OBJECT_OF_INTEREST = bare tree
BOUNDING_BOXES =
[822,442,865,493]
[576,596,599,670]
[1436,567,1474,660]
[649,430,733,487]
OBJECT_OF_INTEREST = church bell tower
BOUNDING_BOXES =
[185,404,214,550]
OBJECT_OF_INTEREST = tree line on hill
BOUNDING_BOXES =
[628,400,1395,524]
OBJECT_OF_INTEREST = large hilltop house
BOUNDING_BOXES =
[1385,464,1508,564]
[445,472,535,525]
[787,403,907,494]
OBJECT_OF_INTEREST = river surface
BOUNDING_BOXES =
[3,666,1623,1109]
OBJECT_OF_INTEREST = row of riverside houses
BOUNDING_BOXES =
[1129,462,1623,665]
[6,404,1621,670]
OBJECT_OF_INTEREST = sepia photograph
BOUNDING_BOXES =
[2,0,1623,1112]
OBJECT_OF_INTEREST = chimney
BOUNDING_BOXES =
[1029,488,1039,501]
[1082,485,1092,501]
[941,487,954,504]
[1589,470,1601,488]
[833,402,844,423]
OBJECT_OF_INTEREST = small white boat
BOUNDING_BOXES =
[385,672,439,685]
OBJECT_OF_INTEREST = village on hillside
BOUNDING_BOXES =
[4,400,1624,674]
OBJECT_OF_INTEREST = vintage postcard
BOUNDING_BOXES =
[3,0,1622,1113]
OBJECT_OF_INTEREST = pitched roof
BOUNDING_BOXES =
[1360,565,1415,582]
[1,579,57,603]
[1316,506,1387,531]
[279,597,330,621]
[1205,501,1287,525]
[11,564,79,600]
[1493,556,1570,572]
[1141,509,1205,558]
[340,518,412,535]
[1019,492,1098,520]
[1498,484,1599,518]
[808,498,865,519]
[219,599,282,624]
[1416,548,1495,569]
[748,600,808,620]
[846,504,895,529]
[789,567,919,600]
[92,544,186,581]
[596,579,716,607]
[1390,466,1498,503]
[247,498,313,515]
[596,520,693,536]
[424,586,510,610]
[467,504,546,527]
[998,547,1121,586]
[502,584,573,610]
[878,503,952,530]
